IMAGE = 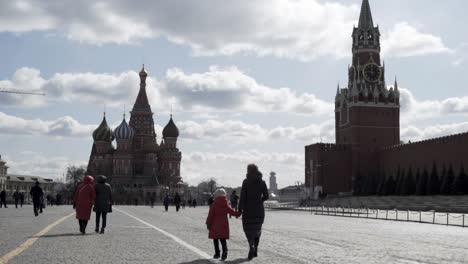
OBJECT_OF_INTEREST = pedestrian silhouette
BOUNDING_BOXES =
[0,189,7,208]
[94,175,112,234]
[238,164,269,260]
[30,182,43,216]
[74,175,96,234]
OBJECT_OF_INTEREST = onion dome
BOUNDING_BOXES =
[139,64,148,79]
[114,115,135,140]
[162,115,179,138]
[93,114,113,141]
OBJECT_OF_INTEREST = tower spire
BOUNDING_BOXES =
[394,76,399,91]
[358,0,374,29]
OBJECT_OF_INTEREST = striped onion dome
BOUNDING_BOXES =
[162,115,179,138]
[114,116,135,140]
[93,115,113,141]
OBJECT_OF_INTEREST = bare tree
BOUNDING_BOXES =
[65,165,86,185]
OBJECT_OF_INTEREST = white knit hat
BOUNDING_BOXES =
[214,188,226,198]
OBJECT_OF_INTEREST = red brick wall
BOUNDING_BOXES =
[379,132,468,176]
[305,144,352,194]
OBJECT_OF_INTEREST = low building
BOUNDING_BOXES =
[0,155,58,202]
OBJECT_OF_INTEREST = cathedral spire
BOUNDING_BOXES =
[133,65,151,112]
[358,0,374,29]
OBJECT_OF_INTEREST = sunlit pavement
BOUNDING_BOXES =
[1,205,467,264]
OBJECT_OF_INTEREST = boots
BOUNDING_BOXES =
[254,237,260,257]
[221,251,228,261]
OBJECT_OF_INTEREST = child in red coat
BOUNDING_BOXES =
[206,188,241,260]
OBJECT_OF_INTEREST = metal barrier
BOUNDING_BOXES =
[312,206,467,227]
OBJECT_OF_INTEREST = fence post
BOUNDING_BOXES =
[419,211,422,223]
[366,208,369,218]
[376,209,379,219]
[433,212,436,224]
[327,207,329,215]
[342,207,345,216]
[407,210,409,222]
[447,213,449,226]
[396,210,398,221]
[386,210,388,220]
[463,214,465,227]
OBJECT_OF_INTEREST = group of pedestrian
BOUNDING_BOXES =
[73,175,112,235]
[205,163,269,261]
[163,192,187,212]
[12,190,25,208]
[0,189,25,208]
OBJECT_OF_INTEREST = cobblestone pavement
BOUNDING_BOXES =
[1,205,468,263]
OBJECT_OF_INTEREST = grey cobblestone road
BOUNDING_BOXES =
[1,205,468,263]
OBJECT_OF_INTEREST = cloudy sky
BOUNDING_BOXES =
[1,0,468,188]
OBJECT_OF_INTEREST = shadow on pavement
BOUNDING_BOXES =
[31,233,88,238]
[178,258,249,264]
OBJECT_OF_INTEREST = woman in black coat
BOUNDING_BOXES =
[94,175,112,234]
[238,164,269,260]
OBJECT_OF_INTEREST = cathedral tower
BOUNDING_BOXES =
[159,115,182,185]
[112,114,135,185]
[129,65,159,178]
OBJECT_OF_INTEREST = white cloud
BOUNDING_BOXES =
[0,68,47,107]
[165,66,333,115]
[399,88,468,121]
[0,67,333,116]
[401,122,468,143]
[0,111,95,137]
[382,22,453,57]
[182,150,304,187]
[4,151,86,179]
[0,1,451,60]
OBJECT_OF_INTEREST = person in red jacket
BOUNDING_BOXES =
[206,188,241,261]
[73,175,96,234]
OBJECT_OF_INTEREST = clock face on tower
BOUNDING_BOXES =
[363,63,381,82]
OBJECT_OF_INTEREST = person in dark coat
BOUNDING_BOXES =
[94,175,112,234]
[30,182,43,216]
[13,190,20,208]
[229,191,239,218]
[206,188,241,261]
[74,175,96,234]
[174,192,181,212]
[238,164,269,260]
[163,194,170,212]
[0,189,7,208]
[19,193,24,207]
[193,199,197,208]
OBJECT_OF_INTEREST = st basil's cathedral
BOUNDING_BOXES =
[86,66,182,190]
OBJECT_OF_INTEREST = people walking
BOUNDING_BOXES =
[73,175,96,234]
[163,194,170,212]
[229,190,239,218]
[206,188,241,261]
[238,164,269,260]
[94,175,112,234]
[13,190,20,208]
[0,189,7,208]
[30,182,43,216]
[19,192,24,207]
[174,192,181,212]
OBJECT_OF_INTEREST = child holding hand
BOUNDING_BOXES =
[206,188,241,261]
